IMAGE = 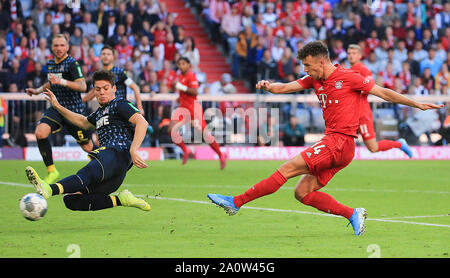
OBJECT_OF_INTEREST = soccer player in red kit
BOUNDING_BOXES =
[347,44,413,157]
[208,41,442,235]
[169,57,227,169]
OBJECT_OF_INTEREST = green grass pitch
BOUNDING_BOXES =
[0,159,449,258]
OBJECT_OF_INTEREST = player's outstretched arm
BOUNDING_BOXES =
[43,89,95,130]
[48,74,87,92]
[128,113,149,169]
[25,82,50,96]
[369,84,444,110]
[129,82,145,115]
[256,80,305,94]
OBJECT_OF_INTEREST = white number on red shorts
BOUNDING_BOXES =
[311,141,326,155]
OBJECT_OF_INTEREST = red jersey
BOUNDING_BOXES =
[177,70,199,108]
[351,62,375,129]
[297,65,375,137]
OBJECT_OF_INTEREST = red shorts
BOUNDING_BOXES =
[300,133,355,186]
[358,111,376,141]
[172,102,207,130]
[358,101,376,141]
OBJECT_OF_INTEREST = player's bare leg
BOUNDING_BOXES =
[208,153,367,235]
[202,124,227,170]
[168,119,192,164]
[363,138,379,153]
[364,137,412,158]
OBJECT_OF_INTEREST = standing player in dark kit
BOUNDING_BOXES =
[25,34,94,184]
[347,44,413,157]
[82,45,144,115]
[25,70,151,212]
[208,41,442,235]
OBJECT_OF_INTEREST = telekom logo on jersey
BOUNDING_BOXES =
[317,84,340,109]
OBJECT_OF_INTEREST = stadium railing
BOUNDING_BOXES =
[1,92,449,146]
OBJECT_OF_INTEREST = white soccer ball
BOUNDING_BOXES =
[19,193,48,221]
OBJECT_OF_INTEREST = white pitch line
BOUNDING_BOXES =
[3,180,449,228]
[144,195,450,228]
[122,182,450,195]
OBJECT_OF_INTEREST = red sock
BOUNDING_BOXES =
[377,140,401,152]
[301,191,354,219]
[209,140,222,156]
[234,170,287,208]
[169,131,187,152]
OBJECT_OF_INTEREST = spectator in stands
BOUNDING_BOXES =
[151,20,168,47]
[271,37,286,63]
[163,32,177,62]
[374,39,389,62]
[99,11,117,43]
[257,49,278,83]
[220,4,241,56]
[60,13,74,35]
[262,2,277,28]
[208,0,230,43]
[410,75,429,96]
[422,67,435,95]
[394,39,408,62]
[435,2,450,30]
[406,50,421,77]
[412,40,428,62]
[435,63,450,95]
[209,73,235,96]
[4,58,26,91]
[420,48,443,77]
[157,60,177,88]
[233,27,257,78]
[397,61,412,94]
[364,51,381,78]
[421,28,434,51]
[381,2,400,28]
[310,17,327,41]
[92,34,104,57]
[277,47,297,82]
[435,40,447,63]
[282,115,306,146]
[310,0,331,20]
[149,44,164,72]
[180,36,200,73]
[246,36,265,89]
[76,12,98,43]
[380,47,402,76]
[30,0,47,28]
[139,60,156,87]
[115,35,133,66]
[378,62,396,90]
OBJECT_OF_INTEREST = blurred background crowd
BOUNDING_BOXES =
[0,0,449,149]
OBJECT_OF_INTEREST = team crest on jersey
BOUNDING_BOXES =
[102,107,109,115]
[335,81,343,89]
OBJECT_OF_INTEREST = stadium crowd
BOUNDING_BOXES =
[0,0,449,148]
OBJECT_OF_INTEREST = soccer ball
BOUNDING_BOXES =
[19,193,48,221]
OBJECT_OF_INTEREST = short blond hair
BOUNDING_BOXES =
[52,34,69,44]
[347,44,362,53]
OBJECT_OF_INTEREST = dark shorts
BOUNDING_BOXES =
[39,107,92,145]
[83,147,133,195]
